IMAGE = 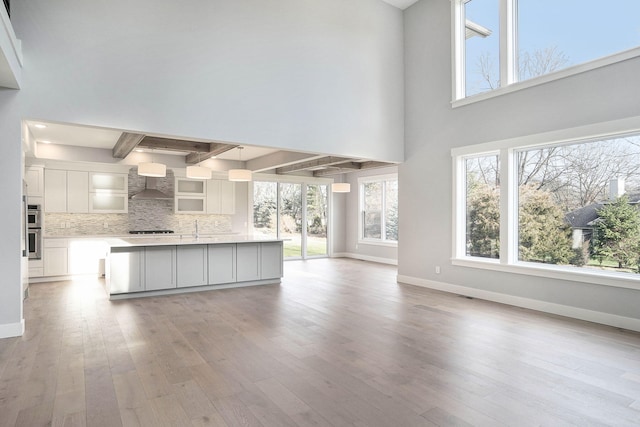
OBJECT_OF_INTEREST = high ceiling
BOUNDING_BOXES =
[25,120,396,177]
[381,0,419,10]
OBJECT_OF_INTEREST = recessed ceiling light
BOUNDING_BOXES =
[40,140,52,144]
[34,124,47,129]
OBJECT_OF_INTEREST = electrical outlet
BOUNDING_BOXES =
[435,266,441,274]
[103,222,109,229]
[65,221,71,228]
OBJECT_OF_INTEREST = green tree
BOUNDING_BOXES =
[466,184,500,258]
[591,195,640,269]
[518,184,573,264]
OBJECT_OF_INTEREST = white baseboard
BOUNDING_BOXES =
[0,319,25,338]
[397,275,640,333]
[332,252,398,266]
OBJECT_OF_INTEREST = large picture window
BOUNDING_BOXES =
[517,137,640,270]
[359,175,398,244]
[454,0,640,100]
[453,121,640,288]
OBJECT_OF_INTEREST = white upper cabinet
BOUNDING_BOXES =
[44,169,88,213]
[44,169,67,213]
[175,177,235,214]
[25,166,44,198]
[89,172,128,193]
[45,169,127,214]
[176,178,206,196]
[206,180,235,215]
[175,178,206,214]
[67,171,89,213]
[88,172,128,213]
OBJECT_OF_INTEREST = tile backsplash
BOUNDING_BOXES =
[44,211,233,236]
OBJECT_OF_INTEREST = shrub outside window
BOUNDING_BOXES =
[465,155,500,258]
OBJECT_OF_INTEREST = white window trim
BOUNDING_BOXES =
[452,115,640,290]
[358,173,398,247]
[451,0,640,106]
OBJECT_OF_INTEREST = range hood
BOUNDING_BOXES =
[130,177,172,200]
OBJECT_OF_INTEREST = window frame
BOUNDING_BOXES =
[451,0,640,106]
[358,174,398,247]
[456,152,503,261]
[451,116,640,290]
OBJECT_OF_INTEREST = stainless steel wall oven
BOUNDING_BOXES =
[27,204,42,228]
[27,204,42,259]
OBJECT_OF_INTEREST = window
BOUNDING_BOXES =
[517,137,640,270]
[465,155,500,258]
[453,119,640,288]
[454,0,640,101]
[359,175,398,244]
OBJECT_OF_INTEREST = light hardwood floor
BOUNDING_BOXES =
[1,258,640,426]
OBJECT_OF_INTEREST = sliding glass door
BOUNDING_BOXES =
[253,180,329,259]
[253,181,278,239]
[279,183,303,258]
[306,184,328,257]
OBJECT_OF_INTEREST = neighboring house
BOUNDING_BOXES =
[565,192,640,248]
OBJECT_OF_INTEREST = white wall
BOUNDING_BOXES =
[14,0,404,162]
[0,0,405,337]
[401,0,640,329]
[0,98,23,337]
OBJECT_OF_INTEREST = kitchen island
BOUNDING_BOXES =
[105,235,283,299]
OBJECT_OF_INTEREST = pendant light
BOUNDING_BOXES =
[186,152,212,180]
[228,147,252,182]
[138,162,166,177]
[138,150,166,177]
[331,182,351,193]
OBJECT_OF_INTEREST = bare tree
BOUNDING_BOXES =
[474,45,569,93]
[518,45,569,81]
[519,137,640,211]
[518,147,564,187]
[476,51,500,91]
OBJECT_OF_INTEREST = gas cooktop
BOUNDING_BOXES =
[128,230,175,235]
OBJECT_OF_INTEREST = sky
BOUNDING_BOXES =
[465,0,640,95]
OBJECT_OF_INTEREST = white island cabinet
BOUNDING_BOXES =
[236,243,260,282]
[108,247,145,294]
[261,242,284,279]
[145,246,177,291]
[207,244,235,284]
[177,245,208,287]
[106,237,283,298]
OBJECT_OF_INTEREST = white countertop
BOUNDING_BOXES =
[106,235,283,248]
[44,233,240,240]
